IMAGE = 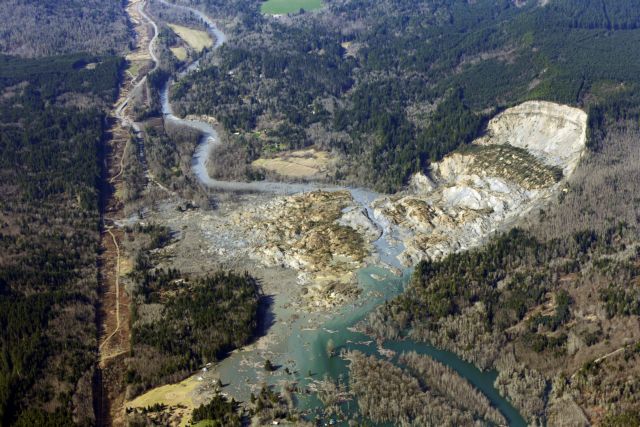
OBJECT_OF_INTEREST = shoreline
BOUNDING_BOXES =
[122,1,581,425]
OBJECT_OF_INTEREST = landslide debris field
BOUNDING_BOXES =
[95,0,637,425]
[119,93,591,425]
[5,0,640,425]
[157,100,587,297]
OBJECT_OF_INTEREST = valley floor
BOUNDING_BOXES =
[100,1,640,426]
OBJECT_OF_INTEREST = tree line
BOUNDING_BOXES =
[170,0,640,192]
[0,54,122,425]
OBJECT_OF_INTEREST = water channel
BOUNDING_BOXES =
[150,1,527,424]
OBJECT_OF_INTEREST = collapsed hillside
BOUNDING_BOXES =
[373,101,587,265]
[190,101,587,311]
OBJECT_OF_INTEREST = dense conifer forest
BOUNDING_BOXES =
[171,0,640,191]
[0,54,122,425]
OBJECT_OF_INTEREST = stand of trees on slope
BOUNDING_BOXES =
[0,54,122,426]
[171,0,640,192]
[124,227,262,397]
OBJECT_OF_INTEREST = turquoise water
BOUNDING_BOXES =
[147,1,526,422]
[286,265,527,426]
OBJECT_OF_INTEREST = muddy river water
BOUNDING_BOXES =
[152,0,526,424]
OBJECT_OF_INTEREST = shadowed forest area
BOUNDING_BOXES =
[0,1,134,425]
[0,54,122,425]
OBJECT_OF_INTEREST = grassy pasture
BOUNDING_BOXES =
[170,46,188,61]
[168,24,213,52]
[127,60,146,78]
[261,0,322,14]
[251,148,332,178]
[127,376,200,427]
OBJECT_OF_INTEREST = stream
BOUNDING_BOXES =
[149,0,527,424]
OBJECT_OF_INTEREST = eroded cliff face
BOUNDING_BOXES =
[204,101,587,308]
[476,101,587,174]
[373,100,588,265]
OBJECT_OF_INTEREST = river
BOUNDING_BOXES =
[148,0,527,424]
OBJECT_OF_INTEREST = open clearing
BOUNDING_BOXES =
[127,376,201,427]
[168,24,213,52]
[125,60,148,79]
[251,148,333,178]
[170,46,188,61]
[261,0,323,14]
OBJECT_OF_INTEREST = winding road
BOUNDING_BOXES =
[114,1,159,134]
[99,228,122,353]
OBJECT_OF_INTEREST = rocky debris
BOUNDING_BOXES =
[408,172,436,193]
[374,101,587,265]
[150,192,379,312]
[229,190,378,310]
[460,144,563,190]
[337,206,382,242]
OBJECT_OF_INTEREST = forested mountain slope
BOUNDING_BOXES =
[169,0,640,191]
[0,53,122,426]
[0,0,132,423]
[0,0,128,58]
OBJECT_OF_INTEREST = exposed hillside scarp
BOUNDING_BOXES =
[373,101,587,265]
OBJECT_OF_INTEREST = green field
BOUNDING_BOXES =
[261,0,322,14]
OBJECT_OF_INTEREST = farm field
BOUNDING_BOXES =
[168,24,212,52]
[261,0,323,14]
[251,148,333,178]
[127,376,202,427]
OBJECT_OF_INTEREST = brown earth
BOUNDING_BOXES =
[95,4,152,421]
[95,108,133,426]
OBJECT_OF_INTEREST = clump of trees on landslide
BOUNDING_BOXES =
[190,392,242,426]
[247,384,312,426]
